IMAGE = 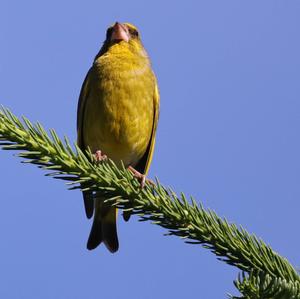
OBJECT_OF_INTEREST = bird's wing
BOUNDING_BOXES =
[135,79,160,175]
[77,70,91,150]
[77,69,94,219]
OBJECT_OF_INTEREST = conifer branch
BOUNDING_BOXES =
[231,271,300,299]
[0,107,299,298]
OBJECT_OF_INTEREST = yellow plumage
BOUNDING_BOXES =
[77,22,159,252]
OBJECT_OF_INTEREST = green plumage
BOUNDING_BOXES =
[77,22,159,252]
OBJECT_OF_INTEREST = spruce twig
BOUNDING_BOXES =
[0,107,299,298]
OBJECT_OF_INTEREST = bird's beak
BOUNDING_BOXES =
[111,22,130,42]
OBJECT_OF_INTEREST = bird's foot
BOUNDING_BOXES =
[128,166,155,188]
[94,150,107,162]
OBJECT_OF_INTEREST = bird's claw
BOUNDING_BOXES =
[128,166,155,188]
[94,150,107,162]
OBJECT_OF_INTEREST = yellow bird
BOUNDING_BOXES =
[77,22,160,253]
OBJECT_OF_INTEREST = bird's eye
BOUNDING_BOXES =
[106,27,113,40]
[130,29,139,38]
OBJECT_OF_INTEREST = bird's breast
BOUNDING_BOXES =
[83,61,155,167]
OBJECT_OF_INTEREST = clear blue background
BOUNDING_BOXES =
[1,1,300,298]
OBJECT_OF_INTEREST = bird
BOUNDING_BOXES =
[77,22,160,253]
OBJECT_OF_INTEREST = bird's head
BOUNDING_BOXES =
[106,22,139,44]
[97,22,147,58]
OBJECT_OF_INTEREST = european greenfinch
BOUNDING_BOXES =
[77,22,160,253]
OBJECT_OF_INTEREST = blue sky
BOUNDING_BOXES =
[1,1,300,298]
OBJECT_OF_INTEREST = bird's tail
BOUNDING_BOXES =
[87,199,119,253]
